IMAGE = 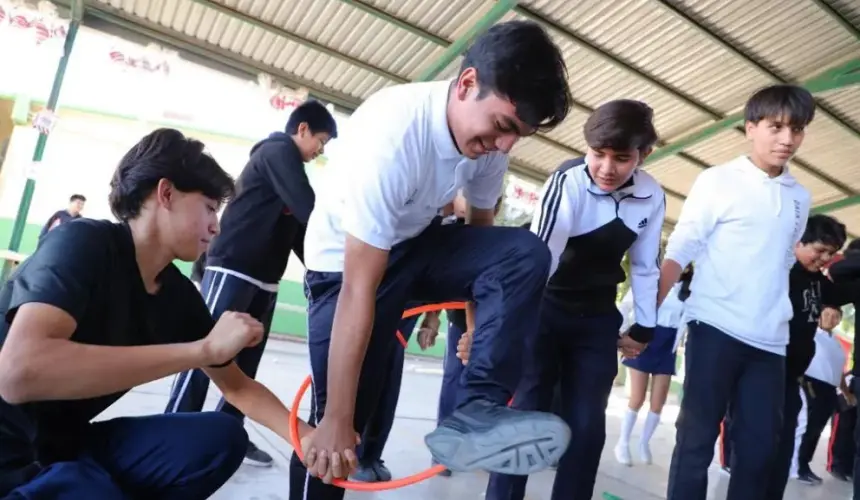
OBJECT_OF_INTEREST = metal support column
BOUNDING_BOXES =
[2,0,83,279]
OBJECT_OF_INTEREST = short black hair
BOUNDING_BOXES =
[69,194,86,202]
[800,214,846,249]
[109,128,235,221]
[584,100,658,152]
[846,238,860,254]
[286,100,338,139]
[744,85,816,128]
[460,20,571,131]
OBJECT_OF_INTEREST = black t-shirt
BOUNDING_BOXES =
[0,219,215,488]
[785,263,844,379]
[206,134,312,283]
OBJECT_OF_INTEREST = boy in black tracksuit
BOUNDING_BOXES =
[164,101,337,466]
[761,214,847,499]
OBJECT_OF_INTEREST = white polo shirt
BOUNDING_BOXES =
[805,328,847,387]
[304,81,508,272]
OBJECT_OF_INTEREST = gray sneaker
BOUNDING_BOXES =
[243,440,274,467]
[425,399,570,475]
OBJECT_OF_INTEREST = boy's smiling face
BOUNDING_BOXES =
[795,241,839,272]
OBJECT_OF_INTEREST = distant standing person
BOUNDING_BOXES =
[164,100,337,468]
[39,194,86,238]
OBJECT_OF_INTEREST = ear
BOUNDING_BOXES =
[455,67,478,101]
[155,178,174,210]
[744,121,755,139]
[297,122,309,137]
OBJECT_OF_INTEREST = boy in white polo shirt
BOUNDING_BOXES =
[287,20,573,500]
[659,84,815,500]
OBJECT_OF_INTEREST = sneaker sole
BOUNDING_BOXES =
[242,457,274,468]
[424,412,570,475]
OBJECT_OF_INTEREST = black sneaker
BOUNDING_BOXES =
[350,460,393,482]
[795,470,823,485]
[243,441,274,467]
[373,460,392,482]
[351,463,379,482]
[424,399,570,475]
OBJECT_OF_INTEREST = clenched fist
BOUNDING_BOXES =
[199,311,264,366]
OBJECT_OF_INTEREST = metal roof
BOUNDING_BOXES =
[57,0,860,234]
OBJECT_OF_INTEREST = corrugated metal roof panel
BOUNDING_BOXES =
[510,10,714,140]
[524,0,774,116]
[826,203,860,239]
[541,108,589,155]
[822,0,860,28]
[682,128,745,166]
[669,0,859,80]
[818,87,860,131]
[86,0,860,219]
[511,137,571,176]
[364,0,493,40]
[795,115,860,193]
[644,156,701,197]
[664,193,685,221]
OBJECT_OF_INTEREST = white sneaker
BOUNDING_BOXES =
[614,442,632,466]
[638,442,652,465]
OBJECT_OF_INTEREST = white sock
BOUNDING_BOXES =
[641,411,661,445]
[618,409,638,446]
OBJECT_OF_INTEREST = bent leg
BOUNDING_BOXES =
[84,412,248,500]
[289,242,420,500]
[3,459,125,500]
[356,315,418,469]
[485,308,559,500]
[420,225,568,476]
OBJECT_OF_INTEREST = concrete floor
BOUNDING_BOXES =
[98,340,852,500]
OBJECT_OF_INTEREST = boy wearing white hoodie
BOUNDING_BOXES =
[660,85,815,500]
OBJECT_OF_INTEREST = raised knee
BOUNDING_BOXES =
[200,412,249,461]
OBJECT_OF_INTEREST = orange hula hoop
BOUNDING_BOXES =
[288,301,466,491]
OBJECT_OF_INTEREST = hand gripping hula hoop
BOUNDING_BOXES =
[288,301,467,491]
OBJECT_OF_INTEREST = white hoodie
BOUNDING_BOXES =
[663,156,811,354]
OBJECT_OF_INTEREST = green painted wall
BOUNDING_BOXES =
[2,218,450,358]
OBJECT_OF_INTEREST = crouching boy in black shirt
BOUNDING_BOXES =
[0,129,315,499]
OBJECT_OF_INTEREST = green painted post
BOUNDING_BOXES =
[2,2,82,280]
